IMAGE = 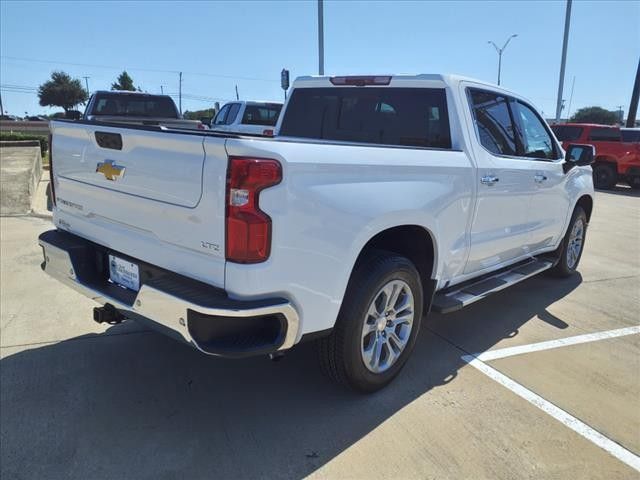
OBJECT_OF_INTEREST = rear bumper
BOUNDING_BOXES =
[38,229,299,357]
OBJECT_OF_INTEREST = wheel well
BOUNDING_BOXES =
[576,195,593,223]
[355,225,435,284]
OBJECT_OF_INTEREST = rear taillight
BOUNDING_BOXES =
[226,157,282,263]
[197,123,206,130]
[48,133,56,206]
[262,129,274,137]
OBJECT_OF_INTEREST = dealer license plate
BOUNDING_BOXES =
[108,254,140,291]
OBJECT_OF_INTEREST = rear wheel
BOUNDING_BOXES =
[318,250,423,393]
[550,206,587,278]
[592,163,617,190]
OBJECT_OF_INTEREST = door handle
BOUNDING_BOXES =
[534,174,548,183]
[480,175,499,186]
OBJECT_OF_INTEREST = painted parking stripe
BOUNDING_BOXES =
[462,354,640,472]
[474,326,640,362]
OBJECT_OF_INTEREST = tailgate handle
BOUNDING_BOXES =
[95,132,123,150]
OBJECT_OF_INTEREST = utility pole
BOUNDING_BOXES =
[555,0,572,124]
[235,85,239,100]
[0,92,4,115]
[566,76,576,120]
[626,57,640,127]
[160,85,164,94]
[82,76,90,93]
[318,0,324,75]
[488,34,518,86]
[616,105,624,124]
[178,72,183,114]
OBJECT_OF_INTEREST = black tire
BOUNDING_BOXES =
[318,250,424,393]
[592,163,617,190]
[627,176,640,190]
[549,206,587,278]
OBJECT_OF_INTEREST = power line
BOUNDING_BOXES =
[1,55,278,83]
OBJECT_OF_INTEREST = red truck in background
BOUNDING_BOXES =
[551,123,640,190]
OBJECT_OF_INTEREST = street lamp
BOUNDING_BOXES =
[488,34,518,86]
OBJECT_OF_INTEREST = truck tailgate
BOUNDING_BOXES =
[50,121,228,287]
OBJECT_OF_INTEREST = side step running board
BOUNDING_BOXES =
[432,258,554,314]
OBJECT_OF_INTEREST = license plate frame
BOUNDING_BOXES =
[108,254,140,292]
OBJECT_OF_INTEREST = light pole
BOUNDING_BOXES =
[555,0,572,123]
[488,34,518,86]
[318,0,324,75]
[82,76,90,93]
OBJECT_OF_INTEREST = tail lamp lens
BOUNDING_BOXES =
[226,157,282,263]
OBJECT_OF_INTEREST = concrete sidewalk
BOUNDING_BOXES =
[0,145,42,215]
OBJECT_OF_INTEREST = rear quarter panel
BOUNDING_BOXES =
[224,138,475,338]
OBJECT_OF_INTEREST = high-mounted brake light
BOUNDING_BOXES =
[48,133,56,206]
[226,157,282,263]
[329,76,392,86]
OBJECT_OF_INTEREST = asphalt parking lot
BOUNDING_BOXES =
[1,188,639,480]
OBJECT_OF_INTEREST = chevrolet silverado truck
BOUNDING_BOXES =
[84,91,206,130]
[40,74,595,392]
[551,123,640,190]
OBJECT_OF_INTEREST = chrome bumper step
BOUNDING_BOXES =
[432,258,554,314]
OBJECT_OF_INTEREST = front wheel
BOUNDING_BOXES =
[592,163,617,190]
[318,250,423,393]
[550,206,587,277]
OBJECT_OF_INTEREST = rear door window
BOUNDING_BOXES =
[621,129,640,142]
[280,87,452,149]
[468,89,517,156]
[242,104,282,126]
[588,127,621,141]
[551,125,583,141]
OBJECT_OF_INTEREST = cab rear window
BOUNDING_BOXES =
[280,87,452,149]
[92,94,178,118]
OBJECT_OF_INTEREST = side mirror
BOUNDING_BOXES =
[563,144,595,173]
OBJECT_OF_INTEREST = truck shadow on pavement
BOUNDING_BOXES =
[0,274,581,480]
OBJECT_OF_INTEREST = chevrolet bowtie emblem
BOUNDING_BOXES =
[96,160,125,181]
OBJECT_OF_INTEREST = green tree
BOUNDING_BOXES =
[111,71,139,91]
[570,106,619,125]
[38,71,88,113]
[183,108,216,121]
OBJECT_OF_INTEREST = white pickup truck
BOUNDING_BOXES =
[40,74,595,392]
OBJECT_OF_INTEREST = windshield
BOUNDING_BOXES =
[91,93,178,118]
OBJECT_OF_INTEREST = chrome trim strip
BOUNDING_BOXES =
[39,238,300,354]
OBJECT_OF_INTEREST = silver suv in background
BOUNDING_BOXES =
[210,101,282,136]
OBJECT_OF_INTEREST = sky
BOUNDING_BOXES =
[1,0,638,118]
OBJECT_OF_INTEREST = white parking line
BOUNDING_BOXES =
[462,355,640,471]
[474,326,640,362]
